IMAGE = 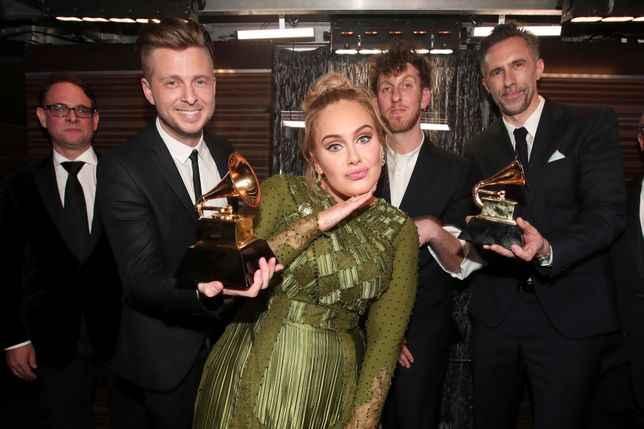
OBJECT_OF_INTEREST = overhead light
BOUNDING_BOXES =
[56,16,82,22]
[109,17,137,23]
[358,49,383,55]
[82,17,109,22]
[429,48,453,55]
[473,25,562,37]
[281,111,450,131]
[237,27,315,40]
[570,16,603,22]
[601,16,634,22]
[421,123,450,131]
[334,49,359,55]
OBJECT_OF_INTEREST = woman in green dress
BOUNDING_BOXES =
[193,72,419,429]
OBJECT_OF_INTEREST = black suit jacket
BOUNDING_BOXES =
[97,123,234,391]
[0,155,122,367]
[610,177,644,405]
[464,100,625,339]
[377,138,475,347]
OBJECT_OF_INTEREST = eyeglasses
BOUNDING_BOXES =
[43,103,96,118]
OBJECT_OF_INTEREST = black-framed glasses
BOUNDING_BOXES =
[43,103,96,118]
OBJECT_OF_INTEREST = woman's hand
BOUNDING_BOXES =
[197,257,284,298]
[317,185,376,232]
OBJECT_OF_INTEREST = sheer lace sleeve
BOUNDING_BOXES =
[345,217,419,428]
[241,175,322,266]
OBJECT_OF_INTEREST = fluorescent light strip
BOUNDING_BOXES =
[473,25,561,37]
[237,27,314,40]
[421,123,450,131]
[429,48,454,55]
[282,120,449,131]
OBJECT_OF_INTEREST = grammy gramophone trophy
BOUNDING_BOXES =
[175,152,274,289]
[463,158,527,249]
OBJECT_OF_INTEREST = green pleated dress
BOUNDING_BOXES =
[193,175,418,429]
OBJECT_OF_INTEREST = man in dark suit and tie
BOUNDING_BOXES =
[0,72,129,428]
[371,43,479,429]
[464,23,625,429]
[97,19,279,429]
[591,113,644,428]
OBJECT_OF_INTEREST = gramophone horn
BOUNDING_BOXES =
[196,152,261,208]
[472,158,526,208]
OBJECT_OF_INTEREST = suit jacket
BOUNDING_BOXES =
[97,123,234,392]
[377,138,475,347]
[464,100,625,339]
[610,177,644,405]
[0,154,122,368]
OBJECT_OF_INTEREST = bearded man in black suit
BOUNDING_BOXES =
[371,44,479,429]
[1,72,131,429]
[464,23,625,429]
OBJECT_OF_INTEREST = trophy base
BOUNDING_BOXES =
[175,239,275,289]
[462,217,523,249]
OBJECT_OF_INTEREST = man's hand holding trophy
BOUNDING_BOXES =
[175,152,278,290]
[463,157,550,263]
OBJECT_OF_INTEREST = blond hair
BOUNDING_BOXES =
[301,72,390,193]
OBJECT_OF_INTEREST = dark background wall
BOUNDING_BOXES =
[0,39,642,180]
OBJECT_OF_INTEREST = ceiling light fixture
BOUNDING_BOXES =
[281,111,450,131]
[473,25,562,37]
[237,16,315,41]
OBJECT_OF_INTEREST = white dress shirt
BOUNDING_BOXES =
[386,135,484,279]
[155,118,227,210]
[53,146,97,233]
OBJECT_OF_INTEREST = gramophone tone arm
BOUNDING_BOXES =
[473,187,506,208]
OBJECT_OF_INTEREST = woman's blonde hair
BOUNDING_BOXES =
[301,72,391,193]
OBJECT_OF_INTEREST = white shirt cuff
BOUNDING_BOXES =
[4,340,31,351]
[427,225,486,280]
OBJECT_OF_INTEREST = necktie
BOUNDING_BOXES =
[61,161,89,257]
[189,149,202,201]
[514,127,529,172]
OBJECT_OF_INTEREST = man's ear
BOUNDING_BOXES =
[36,107,47,129]
[421,87,431,109]
[141,77,156,106]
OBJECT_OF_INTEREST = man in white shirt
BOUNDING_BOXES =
[371,43,479,429]
[97,19,279,429]
[1,72,133,428]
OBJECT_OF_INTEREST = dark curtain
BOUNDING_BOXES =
[271,46,497,429]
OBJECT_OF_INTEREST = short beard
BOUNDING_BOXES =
[384,108,421,134]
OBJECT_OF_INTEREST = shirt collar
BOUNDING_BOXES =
[155,117,205,164]
[53,146,97,166]
[502,95,545,138]
[386,133,425,159]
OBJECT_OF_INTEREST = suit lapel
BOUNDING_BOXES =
[32,155,83,258]
[399,138,437,212]
[203,136,236,208]
[376,166,391,203]
[626,179,644,279]
[488,121,517,171]
[524,100,563,204]
[143,126,196,218]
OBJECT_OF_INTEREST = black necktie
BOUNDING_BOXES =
[61,161,89,257]
[189,149,202,201]
[514,127,530,172]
